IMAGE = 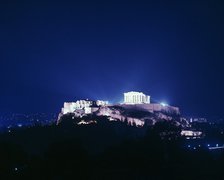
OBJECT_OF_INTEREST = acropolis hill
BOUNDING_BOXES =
[57,91,180,127]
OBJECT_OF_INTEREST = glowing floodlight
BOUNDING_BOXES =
[160,102,168,107]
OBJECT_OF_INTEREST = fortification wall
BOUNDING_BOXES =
[119,103,180,115]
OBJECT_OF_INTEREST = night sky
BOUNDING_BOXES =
[0,0,224,117]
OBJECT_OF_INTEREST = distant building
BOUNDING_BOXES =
[181,130,203,139]
[186,117,207,123]
[192,118,207,123]
[124,91,150,104]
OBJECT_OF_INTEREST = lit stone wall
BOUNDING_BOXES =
[124,91,150,104]
[120,103,180,115]
[96,100,109,106]
[62,100,93,114]
[62,100,108,114]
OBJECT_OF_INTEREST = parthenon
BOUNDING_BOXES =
[124,91,150,104]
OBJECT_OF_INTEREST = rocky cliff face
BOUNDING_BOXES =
[95,105,180,127]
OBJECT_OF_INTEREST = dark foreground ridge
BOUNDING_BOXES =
[0,116,224,180]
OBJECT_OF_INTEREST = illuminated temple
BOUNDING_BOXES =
[124,91,150,104]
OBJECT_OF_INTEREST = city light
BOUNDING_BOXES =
[209,145,224,150]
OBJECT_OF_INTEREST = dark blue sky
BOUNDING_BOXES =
[0,0,224,117]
